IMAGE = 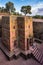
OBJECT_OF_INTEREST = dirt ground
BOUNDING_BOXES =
[0,49,41,65]
[0,38,43,65]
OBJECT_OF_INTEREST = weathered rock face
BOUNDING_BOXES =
[2,16,33,52]
[33,22,43,40]
[0,16,2,37]
[0,14,9,37]
[17,17,33,50]
[2,15,18,51]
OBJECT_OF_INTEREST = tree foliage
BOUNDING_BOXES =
[21,5,31,15]
[5,1,15,13]
[0,1,16,14]
[33,15,43,19]
[0,7,6,12]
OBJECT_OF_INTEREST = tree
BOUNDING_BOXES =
[0,7,5,12]
[0,7,2,12]
[5,1,16,14]
[21,5,31,15]
[33,15,43,19]
[1,7,5,12]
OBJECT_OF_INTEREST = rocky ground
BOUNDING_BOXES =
[0,42,43,65]
[0,49,41,65]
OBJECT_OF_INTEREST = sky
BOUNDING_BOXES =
[0,0,43,16]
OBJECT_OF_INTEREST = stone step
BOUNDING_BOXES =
[40,56,43,64]
[32,47,38,54]
[32,46,43,64]
[14,48,21,56]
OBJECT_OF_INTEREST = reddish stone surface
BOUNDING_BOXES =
[0,38,43,65]
[0,49,41,65]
